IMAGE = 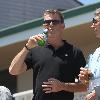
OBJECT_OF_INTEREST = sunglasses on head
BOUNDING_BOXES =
[93,18,97,24]
[43,20,61,25]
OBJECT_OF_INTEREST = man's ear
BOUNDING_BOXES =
[61,23,65,29]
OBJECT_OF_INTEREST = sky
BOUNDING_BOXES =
[78,0,100,5]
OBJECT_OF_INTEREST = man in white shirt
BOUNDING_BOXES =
[79,8,100,100]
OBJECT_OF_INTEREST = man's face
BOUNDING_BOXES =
[91,15,100,38]
[43,13,65,44]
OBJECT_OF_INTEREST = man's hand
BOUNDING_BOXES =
[42,78,64,93]
[79,67,91,84]
[26,34,44,49]
[84,90,98,100]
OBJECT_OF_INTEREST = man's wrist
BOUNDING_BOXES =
[25,44,31,51]
[62,83,69,91]
[24,43,36,51]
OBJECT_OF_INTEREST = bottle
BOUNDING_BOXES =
[37,29,48,46]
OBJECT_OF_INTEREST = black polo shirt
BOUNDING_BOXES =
[25,41,86,100]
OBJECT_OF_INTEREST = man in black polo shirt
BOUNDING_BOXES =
[9,9,87,100]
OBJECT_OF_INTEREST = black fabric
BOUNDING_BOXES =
[25,41,86,100]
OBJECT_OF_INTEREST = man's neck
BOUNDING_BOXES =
[53,40,64,49]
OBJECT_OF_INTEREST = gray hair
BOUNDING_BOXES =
[43,9,64,23]
[0,86,13,100]
[95,8,100,17]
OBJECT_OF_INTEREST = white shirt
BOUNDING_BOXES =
[86,47,100,91]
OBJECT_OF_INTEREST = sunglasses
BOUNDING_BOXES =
[43,20,61,25]
[93,18,98,24]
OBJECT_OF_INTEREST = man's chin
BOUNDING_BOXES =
[95,34,100,39]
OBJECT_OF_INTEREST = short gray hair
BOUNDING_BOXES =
[0,86,13,100]
[95,8,100,17]
[43,9,64,23]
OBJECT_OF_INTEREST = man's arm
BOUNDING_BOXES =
[9,47,29,75]
[9,34,43,75]
[42,78,88,93]
[84,90,98,100]
[63,81,88,92]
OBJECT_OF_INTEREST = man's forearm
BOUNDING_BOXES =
[9,47,29,75]
[62,82,88,92]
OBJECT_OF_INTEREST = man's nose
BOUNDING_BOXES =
[49,22,54,26]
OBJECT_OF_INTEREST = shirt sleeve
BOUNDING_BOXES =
[24,50,34,70]
[74,49,86,78]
